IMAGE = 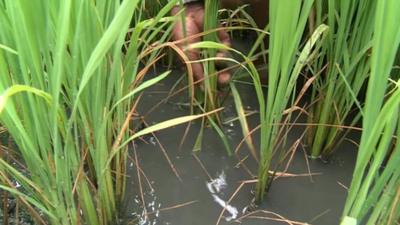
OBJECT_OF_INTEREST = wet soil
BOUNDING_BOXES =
[0,134,35,225]
[0,194,34,225]
[121,68,358,225]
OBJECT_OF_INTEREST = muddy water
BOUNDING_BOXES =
[121,68,358,225]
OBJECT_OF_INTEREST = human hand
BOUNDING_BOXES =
[171,2,232,89]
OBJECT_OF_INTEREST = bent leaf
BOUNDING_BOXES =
[104,108,224,172]
[0,85,52,114]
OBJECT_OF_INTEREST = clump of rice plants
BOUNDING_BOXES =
[0,0,212,224]
[341,0,400,224]
[253,0,324,202]
[221,0,327,203]
[305,0,377,159]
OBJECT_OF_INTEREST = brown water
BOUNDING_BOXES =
[120,67,358,225]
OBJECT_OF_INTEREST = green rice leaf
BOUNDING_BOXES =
[105,108,224,172]
[111,71,171,110]
[0,85,52,114]
[0,43,18,55]
[230,82,257,160]
[74,0,140,109]
[340,216,357,225]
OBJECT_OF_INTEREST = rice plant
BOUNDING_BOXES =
[253,0,322,202]
[216,0,327,203]
[202,0,220,114]
[341,0,400,224]
[0,0,212,224]
[306,0,377,159]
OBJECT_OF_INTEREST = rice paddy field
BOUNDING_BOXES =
[0,0,399,225]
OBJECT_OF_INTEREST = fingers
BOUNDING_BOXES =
[171,10,205,86]
[170,5,233,90]
[186,51,205,84]
[216,50,233,89]
[217,26,231,47]
[170,6,180,16]
[217,71,232,89]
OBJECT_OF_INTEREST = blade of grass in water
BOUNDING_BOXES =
[230,82,258,161]
[190,0,235,154]
[187,41,255,155]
